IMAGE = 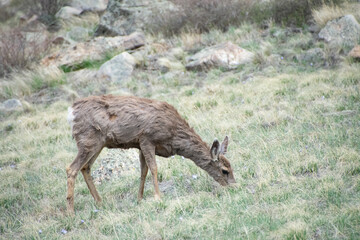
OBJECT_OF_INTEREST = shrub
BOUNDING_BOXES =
[30,0,68,30]
[7,0,68,30]
[147,0,258,36]
[0,28,50,77]
[267,0,349,26]
[147,0,355,36]
[0,7,13,23]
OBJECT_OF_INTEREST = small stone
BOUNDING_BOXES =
[1,99,22,111]
[186,42,254,71]
[348,45,360,60]
[157,57,185,73]
[67,27,89,42]
[71,0,108,13]
[297,48,325,65]
[56,6,82,19]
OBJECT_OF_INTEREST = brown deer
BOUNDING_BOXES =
[66,95,235,213]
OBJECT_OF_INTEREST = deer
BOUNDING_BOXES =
[66,95,236,214]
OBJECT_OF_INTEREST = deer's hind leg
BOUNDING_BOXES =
[81,149,103,204]
[66,144,103,214]
[139,139,160,200]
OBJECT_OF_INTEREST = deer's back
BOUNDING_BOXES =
[70,95,186,152]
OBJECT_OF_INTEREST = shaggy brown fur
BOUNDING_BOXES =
[66,95,235,213]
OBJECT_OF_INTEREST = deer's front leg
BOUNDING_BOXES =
[138,150,149,201]
[139,139,161,200]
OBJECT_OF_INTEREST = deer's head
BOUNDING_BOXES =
[210,136,236,186]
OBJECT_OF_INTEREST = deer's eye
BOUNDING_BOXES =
[222,169,229,175]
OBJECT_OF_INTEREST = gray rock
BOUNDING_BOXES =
[56,6,82,19]
[95,0,175,36]
[319,15,360,49]
[96,52,136,83]
[157,57,184,73]
[298,48,326,65]
[70,0,108,12]
[41,32,145,67]
[0,0,11,7]
[67,27,89,42]
[131,50,146,67]
[1,99,22,111]
[186,42,254,71]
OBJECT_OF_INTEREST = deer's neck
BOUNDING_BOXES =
[175,134,211,165]
[173,129,222,182]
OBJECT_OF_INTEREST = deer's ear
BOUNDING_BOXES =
[210,139,220,160]
[220,136,229,155]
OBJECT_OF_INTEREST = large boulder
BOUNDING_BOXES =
[41,32,145,68]
[186,42,254,71]
[94,0,175,36]
[96,52,136,83]
[319,15,360,49]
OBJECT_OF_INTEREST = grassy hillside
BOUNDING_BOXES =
[1,2,360,239]
[1,56,360,239]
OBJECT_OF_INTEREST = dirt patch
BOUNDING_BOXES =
[92,149,139,184]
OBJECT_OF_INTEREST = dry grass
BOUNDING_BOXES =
[179,32,203,51]
[0,65,65,101]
